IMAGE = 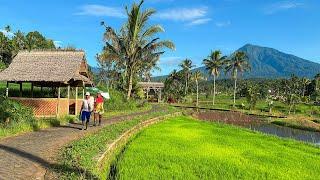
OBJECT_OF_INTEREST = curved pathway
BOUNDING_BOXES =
[0,106,160,180]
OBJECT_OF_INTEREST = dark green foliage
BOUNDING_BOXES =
[0,96,35,126]
[244,84,260,110]
[0,26,56,65]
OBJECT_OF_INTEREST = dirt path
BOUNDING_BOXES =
[0,106,160,180]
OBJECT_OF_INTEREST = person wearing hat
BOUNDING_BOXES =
[94,91,104,126]
[80,92,94,130]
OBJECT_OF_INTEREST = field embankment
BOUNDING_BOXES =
[55,105,178,179]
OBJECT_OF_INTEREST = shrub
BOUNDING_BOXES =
[100,89,141,111]
[0,96,35,126]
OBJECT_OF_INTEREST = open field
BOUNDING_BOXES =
[114,116,320,179]
[175,94,320,131]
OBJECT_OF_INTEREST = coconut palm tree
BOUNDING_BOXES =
[225,51,251,107]
[192,70,204,107]
[203,50,226,105]
[180,59,195,96]
[101,0,175,99]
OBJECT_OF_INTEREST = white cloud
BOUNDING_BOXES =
[215,21,231,27]
[53,40,63,48]
[157,7,208,21]
[158,56,182,66]
[265,1,303,14]
[188,18,212,26]
[74,4,125,18]
[0,29,14,37]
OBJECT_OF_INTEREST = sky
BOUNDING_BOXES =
[1,0,320,76]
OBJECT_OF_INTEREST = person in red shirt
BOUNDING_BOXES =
[94,92,104,126]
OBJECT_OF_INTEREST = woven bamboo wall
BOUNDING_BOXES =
[10,97,82,117]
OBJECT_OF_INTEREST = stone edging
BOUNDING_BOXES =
[96,112,182,170]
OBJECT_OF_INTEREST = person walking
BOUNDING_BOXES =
[94,92,104,126]
[80,92,94,130]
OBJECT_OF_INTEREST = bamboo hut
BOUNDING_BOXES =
[0,50,93,117]
[138,82,164,102]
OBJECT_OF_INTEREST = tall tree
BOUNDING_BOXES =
[203,50,226,105]
[225,51,251,107]
[192,70,204,107]
[101,0,175,99]
[301,77,311,97]
[180,59,194,96]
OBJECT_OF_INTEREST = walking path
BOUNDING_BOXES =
[0,107,159,180]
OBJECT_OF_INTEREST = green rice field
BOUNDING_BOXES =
[112,116,320,179]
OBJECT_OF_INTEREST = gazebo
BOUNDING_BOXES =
[138,82,164,102]
[0,50,93,117]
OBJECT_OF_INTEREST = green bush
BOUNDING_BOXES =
[104,89,141,111]
[0,96,35,126]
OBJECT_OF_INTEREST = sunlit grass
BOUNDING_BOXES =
[56,106,177,179]
[115,116,320,179]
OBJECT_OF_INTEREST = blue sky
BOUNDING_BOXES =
[1,0,319,76]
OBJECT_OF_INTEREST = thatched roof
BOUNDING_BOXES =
[138,82,164,89]
[0,50,93,86]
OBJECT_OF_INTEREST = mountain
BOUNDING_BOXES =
[190,44,320,79]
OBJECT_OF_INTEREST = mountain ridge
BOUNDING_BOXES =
[154,44,320,80]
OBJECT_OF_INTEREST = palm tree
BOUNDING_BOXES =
[301,77,311,96]
[225,51,251,107]
[192,71,204,107]
[101,0,175,99]
[180,59,193,95]
[180,59,195,96]
[203,50,226,105]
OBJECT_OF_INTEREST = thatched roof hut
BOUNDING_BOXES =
[0,50,93,86]
[0,50,94,117]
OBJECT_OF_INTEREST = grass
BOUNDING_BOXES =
[114,116,320,180]
[0,116,75,139]
[103,103,152,118]
[55,105,178,179]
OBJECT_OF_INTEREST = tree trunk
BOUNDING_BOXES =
[302,85,305,97]
[196,80,199,107]
[213,75,216,106]
[233,78,237,107]
[185,74,188,96]
[127,70,133,100]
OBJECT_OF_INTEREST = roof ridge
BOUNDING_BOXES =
[18,49,85,53]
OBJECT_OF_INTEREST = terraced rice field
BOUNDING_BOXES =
[110,116,320,179]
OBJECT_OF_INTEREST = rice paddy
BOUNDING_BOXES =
[112,116,320,179]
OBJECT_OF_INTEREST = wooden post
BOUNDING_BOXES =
[159,89,162,103]
[19,82,22,97]
[67,85,70,115]
[75,87,78,116]
[82,85,85,99]
[57,87,60,117]
[6,82,9,97]
[31,82,34,98]
[146,88,149,101]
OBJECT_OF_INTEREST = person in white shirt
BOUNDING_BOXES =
[80,92,94,130]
